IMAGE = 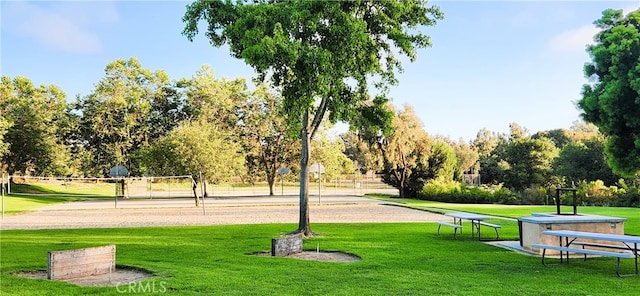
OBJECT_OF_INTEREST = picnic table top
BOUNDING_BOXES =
[445,212,491,221]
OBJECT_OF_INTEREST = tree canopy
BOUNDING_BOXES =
[378,104,431,198]
[239,85,300,195]
[73,58,171,176]
[183,0,443,235]
[579,8,640,177]
[0,76,71,175]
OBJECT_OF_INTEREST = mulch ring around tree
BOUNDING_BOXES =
[253,250,361,262]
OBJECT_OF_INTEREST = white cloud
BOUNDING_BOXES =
[3,1,118,54]
[548,24,599,54]
[19,9,102,54]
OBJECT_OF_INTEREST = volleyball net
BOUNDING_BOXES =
[7,175,195,199]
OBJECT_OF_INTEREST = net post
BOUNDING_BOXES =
[114,178,118,209]
[199,172,206,216]
[2,172,5,218]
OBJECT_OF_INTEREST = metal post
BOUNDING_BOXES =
[2,172,5,218]
[114,178,118,209]
[318,171,322,205]
[200,172,206,216]
[572,190,577,215]
[555,189,561,215]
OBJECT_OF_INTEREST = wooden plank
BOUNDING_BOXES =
[48,245,116,280]
[49,247,115,260]
[51,253,115,265]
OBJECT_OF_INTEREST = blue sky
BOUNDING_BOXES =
[2,0,640,142]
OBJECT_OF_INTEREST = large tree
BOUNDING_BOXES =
[378,105,432,198]
[553,136,618,186]
[310,127,355,182]
[183,0,443,235]
[240,85,300,195]
[474,128,507,185]
[578,8,640,177]
[0,76,72,175]
[74,58,172,176]
[0,116,11,168]
[500,137,559,190]
[155,120,244,187]
[450,138,479,179]
[180,65,247,130]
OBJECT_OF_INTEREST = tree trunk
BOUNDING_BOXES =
[295,111,314,236]
[203,179,209,198]
[192,177,199,207]
[268,176,275,196]
[121,179,129,199]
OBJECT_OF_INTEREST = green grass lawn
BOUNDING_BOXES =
[0,194,91,214]
[2,182,117,214]
[2,223,640,295]
[3,193,640,294]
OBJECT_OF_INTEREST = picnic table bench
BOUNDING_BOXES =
[535,230,640,277]
[476,221,501,240]
[436,221,462,239]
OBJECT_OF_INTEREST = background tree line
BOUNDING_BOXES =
[0,58,353,196]
[343,104,635,206]
[0,56,637,207]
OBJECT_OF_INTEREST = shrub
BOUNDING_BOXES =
[419,180,517,204]
[575,180,619,206]
[520,186,547,205]
[615,179,640,207]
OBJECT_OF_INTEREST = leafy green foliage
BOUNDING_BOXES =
[378,105,431,197]
[475,129,508,185]
[532,129,572,148]
[0,76,72,175]
[240,85,300,194]
[0,112,13,165]
[616,179,640,207]
[579,8,640,177]
[183,0,443,234]
[451,139,479,178]
[180,65,246,130]
[419,180,518,204]
[575,180,621,206]
[553,136,618,186]
[427,140,457,181]
[146,119,245,185]
[73,58,173,176]
[184,0,442,130]
[310,128,354,181]
[500,137,559,190]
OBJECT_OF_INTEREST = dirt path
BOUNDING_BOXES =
[1,195,449,230]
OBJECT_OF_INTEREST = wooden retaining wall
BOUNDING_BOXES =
[47,245,116,280]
